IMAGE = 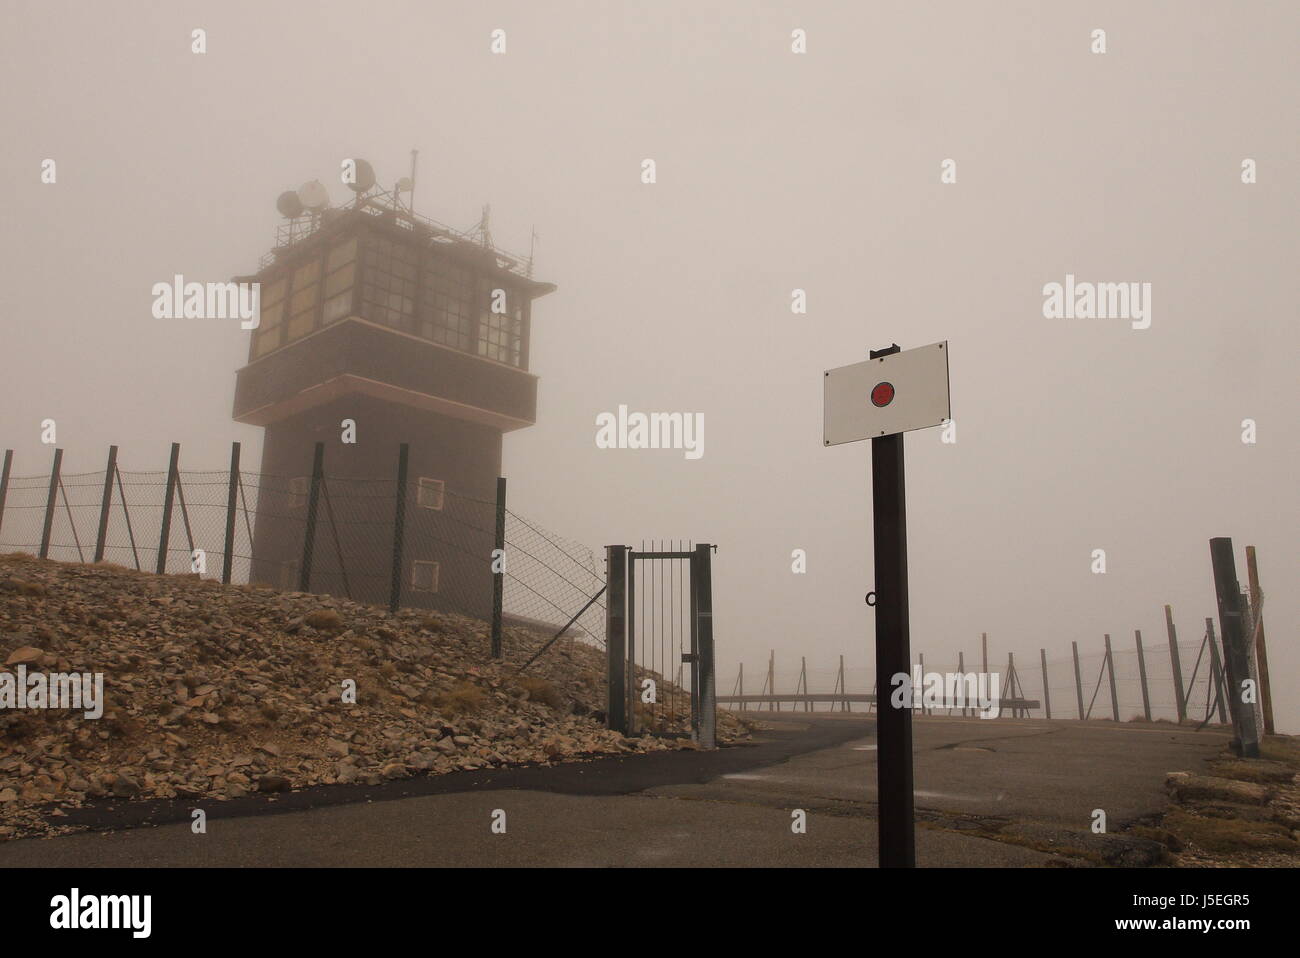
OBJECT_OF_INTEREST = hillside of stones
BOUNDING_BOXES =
[0,553,747,839]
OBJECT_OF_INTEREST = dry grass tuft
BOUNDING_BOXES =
[516,675,564,709]
[435,682,487,716]
[304,609,343,633]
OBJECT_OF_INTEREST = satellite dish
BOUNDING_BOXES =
[276,190,304,218]
[297,180,330,210]
[396,176,413,193]
[346,158,376,193]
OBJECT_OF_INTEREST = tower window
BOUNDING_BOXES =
[416,477,445,510]
[476,280,523,367]
[360,236,418,331]
[421,255,475,352]
[411,560,440,593]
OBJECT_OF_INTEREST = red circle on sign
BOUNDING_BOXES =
[871,382,895,407]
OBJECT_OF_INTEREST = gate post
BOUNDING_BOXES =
[693,543,717,749]
[605,545,629,735]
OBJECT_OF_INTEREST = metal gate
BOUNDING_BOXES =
[604,542,716,748]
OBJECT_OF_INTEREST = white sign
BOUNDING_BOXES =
[823,341,950,444]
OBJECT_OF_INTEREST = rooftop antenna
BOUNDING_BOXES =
[478,203,493,250]
[408,149,418,212]
[396,150,417,213]
[527,226,538,277]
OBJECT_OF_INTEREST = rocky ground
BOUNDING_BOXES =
[0,553,749,840]
[1150,737,1300,867]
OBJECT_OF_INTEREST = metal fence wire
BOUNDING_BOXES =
[0,449,606,651]
[727,629,1234,724]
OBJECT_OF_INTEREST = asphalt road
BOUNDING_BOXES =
[0,713,1227,867]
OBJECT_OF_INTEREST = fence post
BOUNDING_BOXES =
[221,442,241,585]
[1205,617,1228,725]
[1209,538,1259,757]
[1134,630,1151,722]
[1039,648,1051,720]
[298,442,324,592]
[958,650,967,716]
[40,448,64,559]
[917,651,925,715]
[92,446,118,563]
[693,543,716,748]
[155,443,180,574]
[768,650,776,712]
[1071,640,1084,719]
[1103,634,1120,721]
[0,449,14,541]
[491,476,506,658]
[605,545,628,734]
[1244,547,1274,735]
[1165,604,1188,723]
[388,443,409,613]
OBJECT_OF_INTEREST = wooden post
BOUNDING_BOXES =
[768,650,776,712]
[839,654,848,713]
[1007,651,1019,718]
[93,446,118,563]
[1134,630,1151,722]
[958,650,967,716]
[155,443,180,574]
[1040,648,1051,719]
[1209,537,1260,757]
[918,651,926,715]
[1205,618,1228,725]
[1103,634,1120,722]
[1165,605,1188,723]
[39,448,63,559]
[221,442,240,584]
[1071,640,1085,719]
[1245,547,1274,735]
[738,662,744,711]
[981,632,988,679]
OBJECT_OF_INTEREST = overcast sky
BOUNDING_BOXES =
[2,1,1295,730]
